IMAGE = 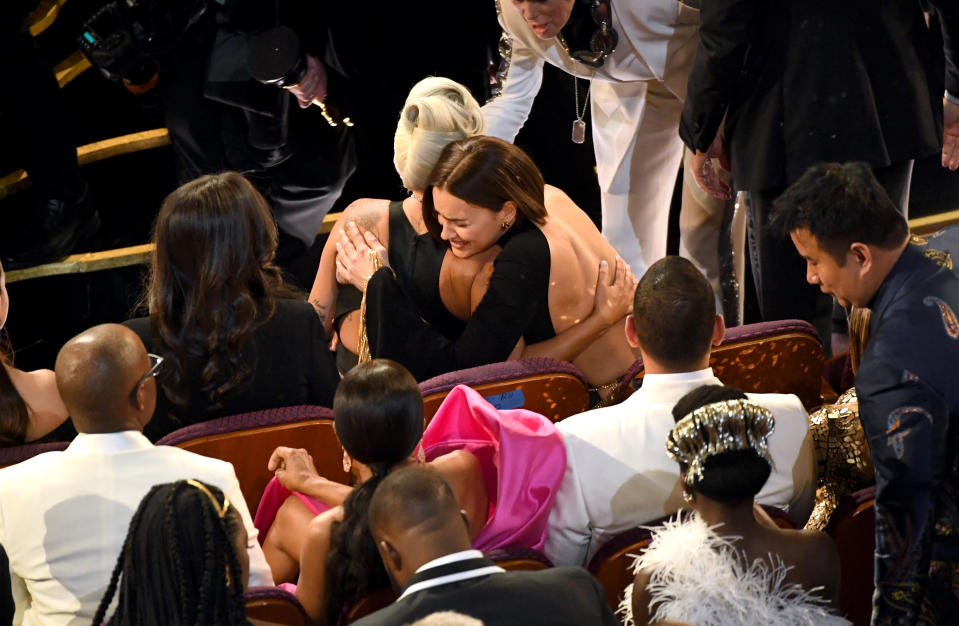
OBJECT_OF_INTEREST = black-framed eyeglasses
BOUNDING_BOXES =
[130,353,164,405]
[559,0,618,68]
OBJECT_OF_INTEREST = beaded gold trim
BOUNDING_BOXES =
[666,399,775,487]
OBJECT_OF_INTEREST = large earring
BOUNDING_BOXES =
[342,450,352,473]
[683,491,694,504]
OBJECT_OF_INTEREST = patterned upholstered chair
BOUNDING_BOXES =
[419,358,590,423]
[0,441,68,469]
[245,586,311,625]
[587,525,654,611]
[827,486,876,626]
[615,319,826,410]
[157,405,347,513]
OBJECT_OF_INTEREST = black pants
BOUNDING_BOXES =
[0,2,82,201]
[745,160,914,351]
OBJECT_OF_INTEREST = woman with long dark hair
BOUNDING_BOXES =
[0,260,69,445]
[125,172,338,440]
[93,480,251,625]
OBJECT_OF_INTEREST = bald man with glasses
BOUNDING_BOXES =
[0,324,272,625]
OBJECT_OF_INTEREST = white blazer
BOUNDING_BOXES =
[546,368,817,567]
[0,431,273,626]
[482,0,701,191]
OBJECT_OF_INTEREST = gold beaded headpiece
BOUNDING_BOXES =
[665,399,776,487]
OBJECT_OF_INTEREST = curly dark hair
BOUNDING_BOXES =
[323,360,424,623]
[92,480,249,625]
[143,172,297,416]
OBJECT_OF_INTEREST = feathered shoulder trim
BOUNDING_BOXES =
[616,514,849,626]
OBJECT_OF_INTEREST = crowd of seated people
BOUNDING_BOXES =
[3,62,959,624]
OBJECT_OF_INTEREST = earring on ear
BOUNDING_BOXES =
[683,491,694,503]
[500,220,512,230]
[342,450,352,473]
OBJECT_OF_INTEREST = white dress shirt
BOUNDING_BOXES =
[545,368,816,566]
[0,430,272,626]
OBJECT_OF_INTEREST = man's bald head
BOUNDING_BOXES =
[369,467,472,587]
[55,324,155,433]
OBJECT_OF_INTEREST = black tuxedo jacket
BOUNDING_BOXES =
[351,556,618,626]
[681,0,959,192]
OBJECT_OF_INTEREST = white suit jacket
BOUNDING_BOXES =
[0,431,273,626]
[546,368,817,566]
[483,0,701,191]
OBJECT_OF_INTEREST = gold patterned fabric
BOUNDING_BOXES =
[804,388,874,531]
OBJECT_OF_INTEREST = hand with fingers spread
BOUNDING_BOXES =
[285,55,329,109]
[593,257,638,326]
[943,96,959,171]
[268,446,322,493]
[334,221,390,289]
[690,133,732,200]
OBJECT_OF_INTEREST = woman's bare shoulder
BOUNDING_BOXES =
[340,198,391,234]
[429,449,482,481]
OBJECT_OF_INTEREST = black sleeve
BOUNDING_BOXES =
[306,303,339,408]
[679,0,763,152]
[929,0,959,95]
[366,230,550,381]
[121,316,154,352]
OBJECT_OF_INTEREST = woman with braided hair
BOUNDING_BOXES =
[92,480,251,626]
[622,385,848,626]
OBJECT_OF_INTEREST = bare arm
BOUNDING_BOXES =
[268,447,353,507]
[308,199,389,336]
[630,567,654,626]
[295,509,340,625]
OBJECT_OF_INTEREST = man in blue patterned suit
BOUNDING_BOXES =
[773,162,959,624]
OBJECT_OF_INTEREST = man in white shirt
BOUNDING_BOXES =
[546,256,816,566]
[0,324,272,625]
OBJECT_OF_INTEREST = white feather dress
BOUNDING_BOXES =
[617,514,851,626]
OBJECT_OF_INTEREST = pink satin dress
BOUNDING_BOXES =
[254,384,566,553]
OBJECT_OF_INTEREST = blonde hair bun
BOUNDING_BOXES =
[394,77,486,192]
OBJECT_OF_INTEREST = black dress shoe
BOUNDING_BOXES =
[2,186,100,270]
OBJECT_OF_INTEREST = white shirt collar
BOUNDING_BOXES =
[398,550,504,601]
[413,549,485,575]
[66,430,154,454]
[628,367,722,404]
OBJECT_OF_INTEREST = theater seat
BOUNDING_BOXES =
[245,586,310,625]
[157,405,348,514]
[419,358,590,423]
[0,441,68,469]
[616,319,826,410]
[586,526,654,612]
[827,485,876,626]
[485,546,553,571]
[586,505,792,613]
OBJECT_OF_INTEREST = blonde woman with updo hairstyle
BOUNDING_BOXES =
[311,78,635,386]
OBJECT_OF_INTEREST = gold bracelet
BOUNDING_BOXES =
[357,250,384,364]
